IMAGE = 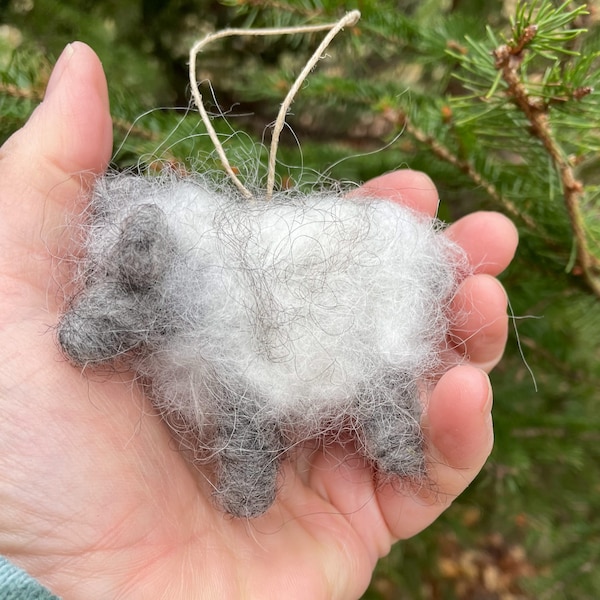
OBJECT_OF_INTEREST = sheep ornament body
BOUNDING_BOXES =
[57,172,468,517]
[57,11,470,517]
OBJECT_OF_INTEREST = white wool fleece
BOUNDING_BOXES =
[57,172,469,518]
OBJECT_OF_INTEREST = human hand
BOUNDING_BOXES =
[0,42,517,599]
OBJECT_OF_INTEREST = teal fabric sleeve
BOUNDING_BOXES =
[0,557,60,599]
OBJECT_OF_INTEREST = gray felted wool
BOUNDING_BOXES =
[57,172,469,518]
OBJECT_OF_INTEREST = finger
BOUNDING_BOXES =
[1,42,112,207]
[0,42,112,287]
[377,365,493,540]
[356,170,440,216]
[446,211,518,276]
[450,274,509,372]
[427,366,494,475]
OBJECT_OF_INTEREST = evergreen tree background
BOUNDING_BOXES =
[2,0,599,597]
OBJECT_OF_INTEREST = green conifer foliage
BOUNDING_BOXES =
[1,0,599,597]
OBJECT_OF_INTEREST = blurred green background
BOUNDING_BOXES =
[2,0,599,597]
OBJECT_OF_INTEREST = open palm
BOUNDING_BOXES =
[0,43,517,600]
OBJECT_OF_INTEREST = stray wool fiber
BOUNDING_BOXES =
[58,172,468,517]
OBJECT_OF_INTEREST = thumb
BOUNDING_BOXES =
[1,41,112,205]
[40,41,113,179]
[0,42,112,286]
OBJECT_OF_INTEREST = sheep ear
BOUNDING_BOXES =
[114,203,176,292]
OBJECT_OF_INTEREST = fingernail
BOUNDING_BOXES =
[480,371,493,414]
[45,43,76,99]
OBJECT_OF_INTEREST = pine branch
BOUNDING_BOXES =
[441,0,600,297]
[0,80,172,157]
[0,81,38,100]
[492,19,600,297]
[397,110,538,229]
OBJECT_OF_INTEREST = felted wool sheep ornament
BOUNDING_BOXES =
[56,11,470,518]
